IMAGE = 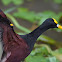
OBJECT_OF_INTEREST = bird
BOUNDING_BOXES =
[0,9,62,62]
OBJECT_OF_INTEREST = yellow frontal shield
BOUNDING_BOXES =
[52,18,62,29]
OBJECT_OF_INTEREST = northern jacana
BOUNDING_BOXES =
[0,9,62,62]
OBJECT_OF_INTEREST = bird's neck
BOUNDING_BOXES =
[29,23,50,40]
[21,22,51,51]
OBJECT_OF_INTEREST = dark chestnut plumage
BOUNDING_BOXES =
[0,9,62,62]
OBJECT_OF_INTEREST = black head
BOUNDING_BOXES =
[44,18,62,29]
[43,18,57,28]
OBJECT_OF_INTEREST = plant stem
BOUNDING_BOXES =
[6,14,31,33]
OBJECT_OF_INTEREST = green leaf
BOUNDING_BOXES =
[58,48,62,53]
[2,0,24,5]
[25,55,49,62]
[53,0,62,4]
[13,8,37,23]
[48,57,57,62]
[48,57,60,62]
[2,0,12,5]
[54,48,62,54]
[12,0,24,5]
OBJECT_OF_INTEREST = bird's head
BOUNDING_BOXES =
[43,18,62,29]
[0,9,14,28]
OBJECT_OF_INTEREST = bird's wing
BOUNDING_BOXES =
[3,46,30,62]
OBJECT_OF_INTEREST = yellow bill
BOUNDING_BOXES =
[57,24,62,29]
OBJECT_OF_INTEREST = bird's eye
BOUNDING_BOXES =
[52,18,58,24]
[10,24,14,27]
